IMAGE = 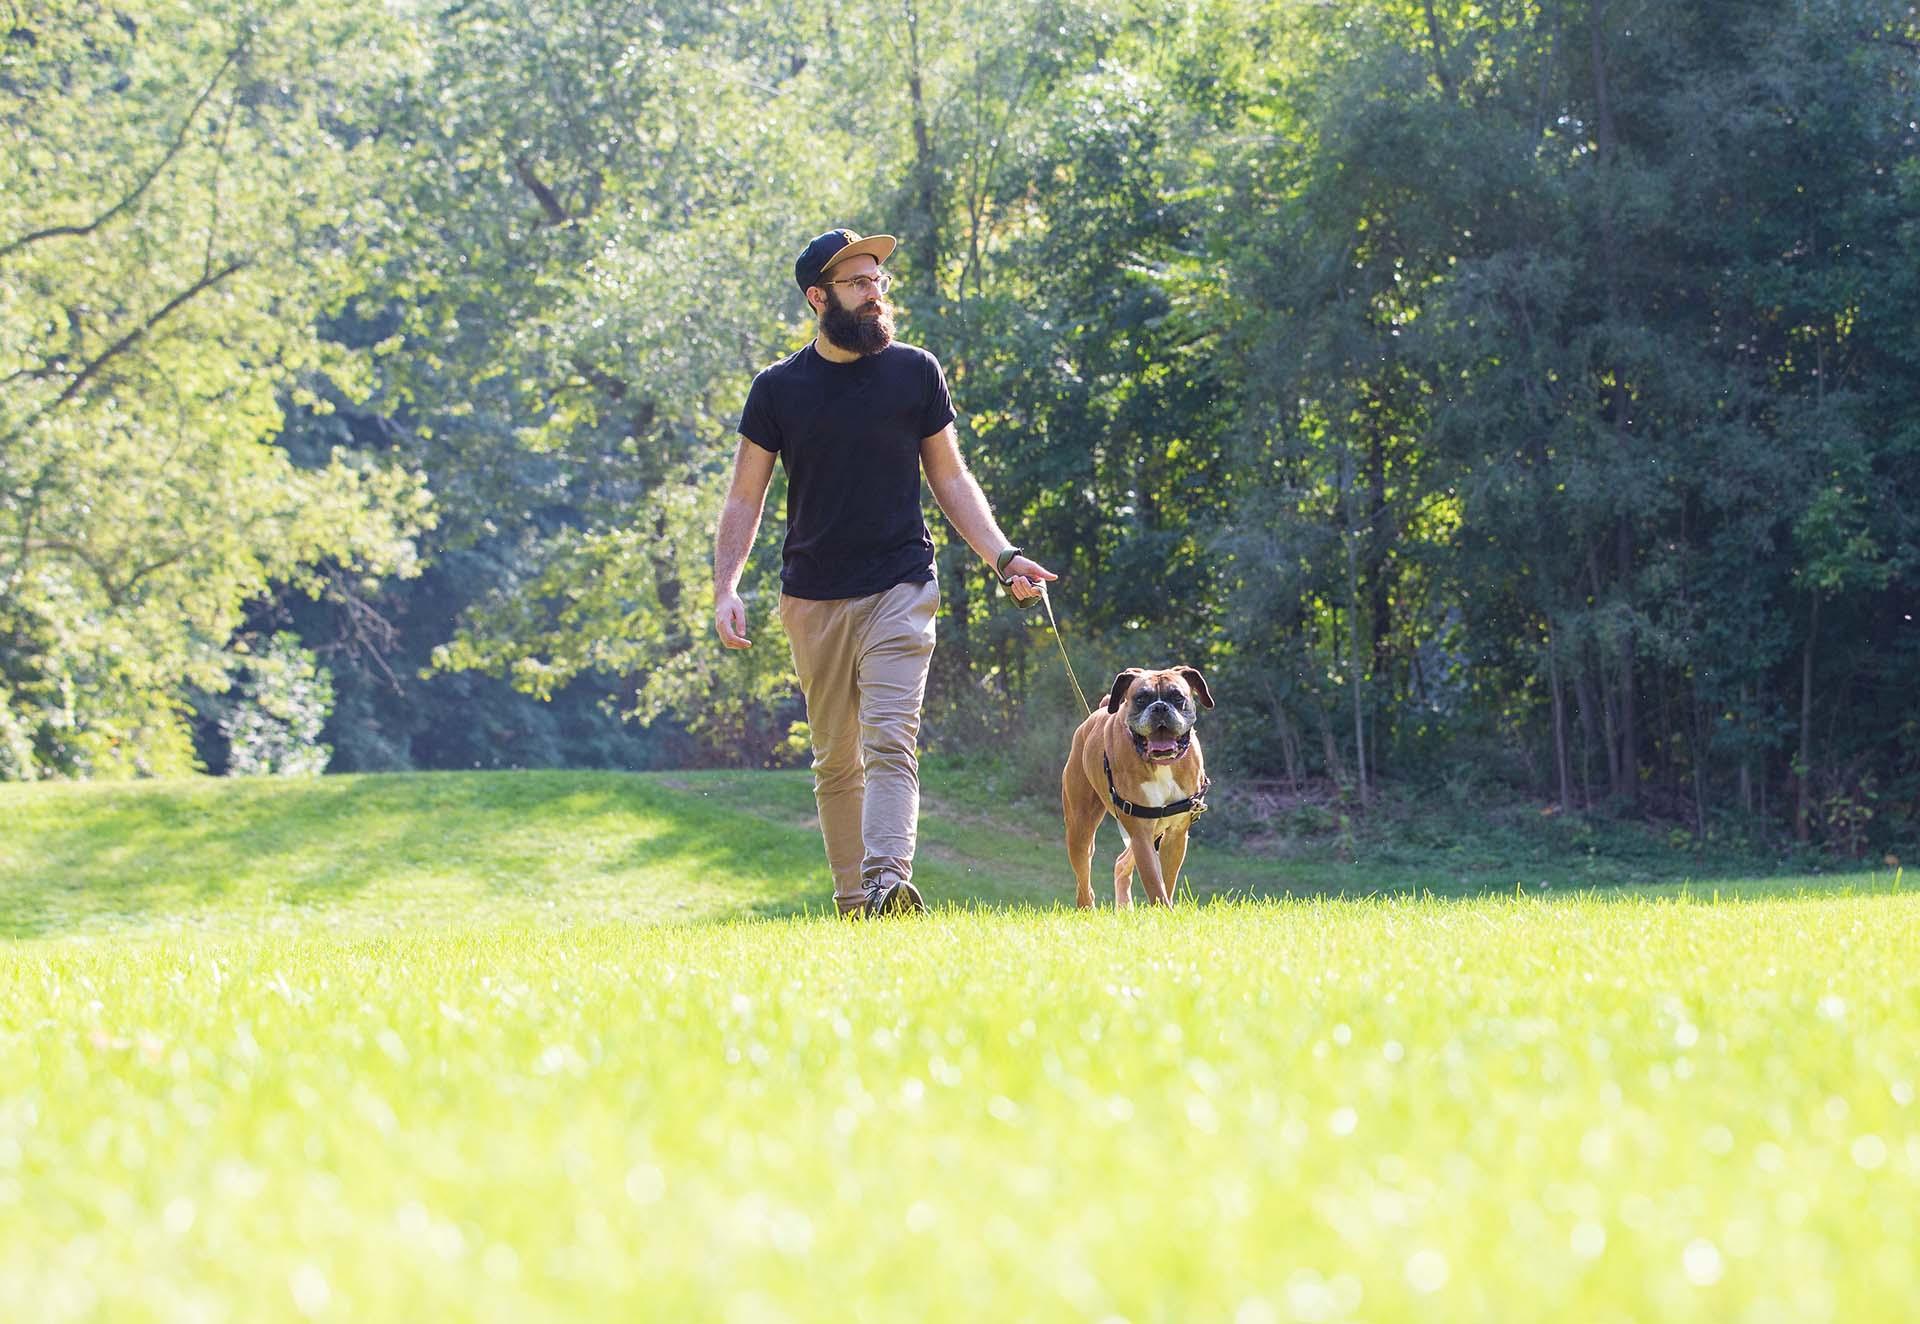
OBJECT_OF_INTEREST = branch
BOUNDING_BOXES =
[203,79,240,275]
[1861,31,1920,54]
[24,535,195,607]
[1422,0,1457,97]
[570,358,630,401]
[20,536,125,604]
[512,155,571,226]
[0,257,251,451]
[48,257,250,413]
[0,39,245,260]
[0,363,59,388]
[324,569,405,693]
[118,547,193,596]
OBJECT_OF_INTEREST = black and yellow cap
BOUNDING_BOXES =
[794,228,897,293]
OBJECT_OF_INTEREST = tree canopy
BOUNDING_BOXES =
[5,0,1918,852]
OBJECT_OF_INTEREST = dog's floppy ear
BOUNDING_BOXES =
[1177,667,1214,709]
[1106,669,1145,714]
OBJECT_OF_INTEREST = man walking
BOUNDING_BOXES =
[713,227,1054,917]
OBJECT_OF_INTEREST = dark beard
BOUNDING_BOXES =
[819,295,895,355]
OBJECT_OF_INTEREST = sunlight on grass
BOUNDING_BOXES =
[0,773,827,938]
[2,774,1913,1320]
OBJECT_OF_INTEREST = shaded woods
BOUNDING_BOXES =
[4,0,1918,853]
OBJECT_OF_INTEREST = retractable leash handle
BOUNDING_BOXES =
[992,550,1093,713]
[993,545,1043,612]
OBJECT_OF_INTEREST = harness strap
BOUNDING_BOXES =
[1104,753,1211,821]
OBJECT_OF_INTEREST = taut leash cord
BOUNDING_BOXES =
[1037,583,1094,717]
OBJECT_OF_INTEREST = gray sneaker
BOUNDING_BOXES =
[862,875,925,916]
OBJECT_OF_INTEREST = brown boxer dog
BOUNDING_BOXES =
[1062,666,1213,909]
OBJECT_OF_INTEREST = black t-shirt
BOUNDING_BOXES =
[738,340,956,600]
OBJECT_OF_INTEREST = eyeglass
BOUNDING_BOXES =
[826,271,893,294]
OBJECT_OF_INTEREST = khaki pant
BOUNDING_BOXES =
[779,579,938,914]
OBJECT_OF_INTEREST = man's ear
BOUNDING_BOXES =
[1177,667,1214,709]
[1106,669,1145,714]
[805,287,826,316]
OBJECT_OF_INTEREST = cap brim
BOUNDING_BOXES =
[820,234,897,275]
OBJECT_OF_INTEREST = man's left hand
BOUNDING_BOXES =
[1002,554,1056,605]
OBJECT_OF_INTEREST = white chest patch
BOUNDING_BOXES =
[1133,763,1182,808]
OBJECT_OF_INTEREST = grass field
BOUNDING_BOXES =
[3,770,1916,1322]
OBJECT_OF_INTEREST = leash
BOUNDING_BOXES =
[996,555,1095,715]
[1035,582,1095,716]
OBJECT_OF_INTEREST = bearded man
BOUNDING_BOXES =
[713,228,1055,917]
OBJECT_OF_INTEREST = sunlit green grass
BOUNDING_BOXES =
[2,772,1915,1322]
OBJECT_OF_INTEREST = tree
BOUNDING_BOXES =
[0,0,431,778]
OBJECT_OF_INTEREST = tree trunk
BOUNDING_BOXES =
[1737,682,1752,814]
[1346,528,1369,807]
[1690,685,1708,840]
[1549,626,1572,812]
[903,1,940,293]
[1574,666,1598,811]
[1318,703,1348,787]
[1796,594,1819,842]
[1590,6,1638,808]
[1655,642,1673,799]
[1613,527,1636,806]
[1263,676,1303,790]
[1367,424,1394,685]
[1421,0,1456,97]
[1596,649,1622,800]
[1585,549,1622,802]
[1281,713,1301,791]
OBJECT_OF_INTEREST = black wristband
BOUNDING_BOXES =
[989,546,1039,611]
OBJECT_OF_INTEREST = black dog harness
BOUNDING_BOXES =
[1104,752,1211,821]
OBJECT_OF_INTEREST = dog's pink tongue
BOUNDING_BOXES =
[1147,738,1179,756]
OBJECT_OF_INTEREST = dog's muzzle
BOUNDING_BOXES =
[1130,723,1193,763]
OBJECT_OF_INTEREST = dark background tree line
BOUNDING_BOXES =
[5,0,1917,854]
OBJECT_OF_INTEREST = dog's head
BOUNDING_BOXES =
[1105,666,1214,763]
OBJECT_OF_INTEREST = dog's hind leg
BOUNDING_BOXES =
[1112,844,1134,910]
[1067,817,1099,909]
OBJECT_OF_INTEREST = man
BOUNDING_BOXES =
[713,227,1055,917]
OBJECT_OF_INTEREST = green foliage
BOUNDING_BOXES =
[216,635,334,777]
[0,0,432,778]
[1206,0,1920,839]
[7,0,1920,855]
[0,684,33,781]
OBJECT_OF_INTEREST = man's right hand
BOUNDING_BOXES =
[715,591,751,649]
